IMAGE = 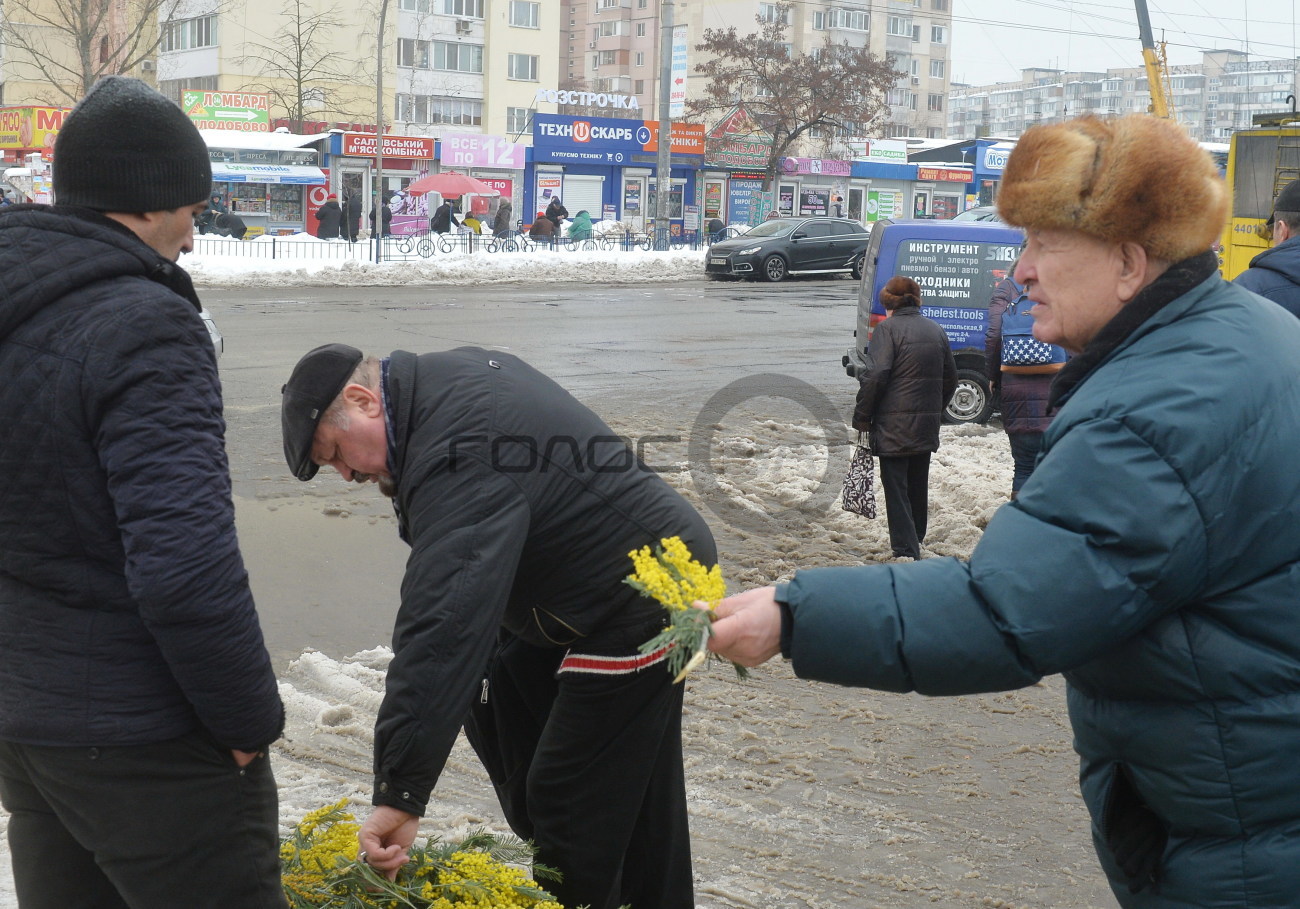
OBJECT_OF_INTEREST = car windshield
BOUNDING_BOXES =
[743,220,797,237]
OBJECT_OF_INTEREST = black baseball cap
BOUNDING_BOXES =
[1268,179,1300,227]
[281,343,364,481]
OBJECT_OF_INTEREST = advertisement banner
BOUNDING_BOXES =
[669,24,688,118]
[439,133,525,169]
[183,91,270,132]
[847,138,908,164]
[341,133,434,159]
[865,189,898,221]
[0,106,67,151]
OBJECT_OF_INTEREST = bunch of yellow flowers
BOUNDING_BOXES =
[625,535,746,682]
[281,800,563,909]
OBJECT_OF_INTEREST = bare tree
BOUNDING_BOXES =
[0,0,184,104]
[688,5,901,189]
[237,0,367,132]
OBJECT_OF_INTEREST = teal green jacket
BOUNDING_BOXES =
[781,259,1300,907]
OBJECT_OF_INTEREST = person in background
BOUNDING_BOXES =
[215,209,247,240]
[369,200,393,238]
[461,212,483,234]
[528,210,555,244]
[429,198,458,234]
[567,209,593,242]
[343,191,363,242]
[0,76,286,909]
[492,200,514,238]
[706,217,725,242]
[314,193,342,239]
[280,344,713,909]
[852,275,957,560]
[1233,178,1300,316]
[704,114,1300,909]
[545,195,568,228]
[984,270,1066,496]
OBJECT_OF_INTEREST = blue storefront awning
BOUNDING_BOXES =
[210,162,327,185]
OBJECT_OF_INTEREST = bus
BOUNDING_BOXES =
[1218,111,1300,280]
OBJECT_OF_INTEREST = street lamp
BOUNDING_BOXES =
[374,0,391,262]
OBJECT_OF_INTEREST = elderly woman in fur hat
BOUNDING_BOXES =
[703,114,1300,908]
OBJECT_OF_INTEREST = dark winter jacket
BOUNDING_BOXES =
[1233,235,1300,318]
[492,202,513,237]
[429,202,458,234]
[214,211,247,240]
[0,205,284,751]
[545,199,568,226]
[314,199,342,239]
[853,305,957,455]
[777,254,1300,907]
[985,278,1059,435]
[372,348,715,816]
[368,203,393,235]
[343,194,363,240]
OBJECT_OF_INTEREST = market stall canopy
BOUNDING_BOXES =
[404,171,499,198]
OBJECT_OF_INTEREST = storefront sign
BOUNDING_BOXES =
[341,133,434,159]
[781,157,851,176]
[982,144,1014,171]
[0,106,67,151]
[533,114,704,163]
[211,162,326,185]
[916,166,973,183]
[439,133,524,169]
[535,89,641,110]
[865,189,899,221]
[847,138,908,164]
[705,138,769,168]
[183,91,270,132]
[800,188,830,216]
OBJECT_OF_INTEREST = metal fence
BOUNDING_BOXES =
[192,228,726,262]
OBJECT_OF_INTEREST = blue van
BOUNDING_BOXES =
[842,219,1025,423]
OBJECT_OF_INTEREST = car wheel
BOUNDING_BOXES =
[762,254,788,282]
[944,368,994,424]
[850,251,865,280]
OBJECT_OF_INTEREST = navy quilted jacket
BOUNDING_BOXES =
[779,257,1300,907]
[0,205,283,750]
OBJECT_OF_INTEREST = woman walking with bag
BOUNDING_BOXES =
[852,276,957,559]
[985,273,1068,496]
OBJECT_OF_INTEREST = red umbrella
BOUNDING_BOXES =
[404,171,499,198]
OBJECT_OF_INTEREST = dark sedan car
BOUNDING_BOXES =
[705,216,870,282]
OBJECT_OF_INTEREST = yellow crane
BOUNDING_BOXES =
[1134,0,1176,118]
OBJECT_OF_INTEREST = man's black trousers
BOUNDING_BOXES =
[464,628,693,909]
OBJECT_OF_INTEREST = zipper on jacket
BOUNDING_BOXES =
[480,679,489,705]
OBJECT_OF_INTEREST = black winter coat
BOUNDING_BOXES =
[314,199,342,238]
[372,348,715,816]
[545,199,568,226]
[0,205,284,750]
[491,203,513,237]
[429,203,458,234]
[853,305,957,455]
[343,194,364,239]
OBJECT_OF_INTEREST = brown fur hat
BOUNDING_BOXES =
[996,114,1227,263]
[880,275,922,310]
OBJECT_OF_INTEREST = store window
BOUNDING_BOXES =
[399,0,431,11]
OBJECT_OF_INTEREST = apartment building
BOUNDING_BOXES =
[949,51,1299,143]
[559,0,952,140]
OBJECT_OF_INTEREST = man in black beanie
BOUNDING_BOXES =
[0,76,287,909]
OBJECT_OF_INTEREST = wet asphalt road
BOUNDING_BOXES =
[204,274,864,667]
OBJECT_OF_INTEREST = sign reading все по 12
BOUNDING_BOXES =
[183,91,271,132]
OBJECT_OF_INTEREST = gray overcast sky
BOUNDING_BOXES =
[948,0,1299,86]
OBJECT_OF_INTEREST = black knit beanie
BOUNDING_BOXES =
[53,76,212,212]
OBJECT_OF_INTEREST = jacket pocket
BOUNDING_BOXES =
[1100,762,1168,894]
